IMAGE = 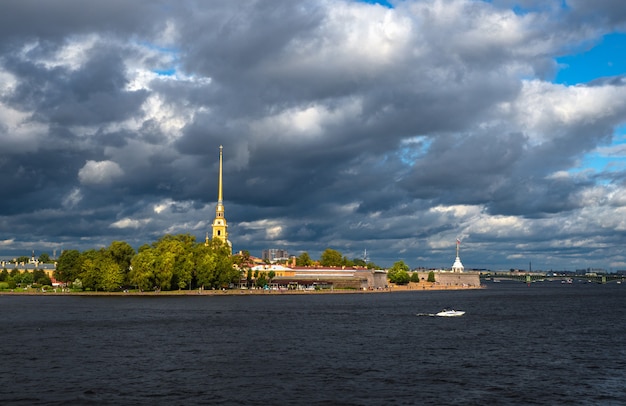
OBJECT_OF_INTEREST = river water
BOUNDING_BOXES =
[1,281,625,405]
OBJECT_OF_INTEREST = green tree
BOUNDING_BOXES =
[79,249,102,291]
[195,244,218,289]
[320,248,343,267]
[98,254,124,291]
[215,250,237,288]
[130,247,157,291]
[342,256,354,267]
[173,236,195,290]
[255,272,268,288]
[55,250,82,283]
[353,258,366,267]
[410,272,420,283]
[148,234,197,290]
[427,271,436,283]
[387,260,410,285]
[192,238,236,289]
[0,269,8,282]
[38,252,51,263]
[20,271,34,285]
[296,252,313,266]
[79,248,124,292]
[33,269,52,286]
[107,241,136,285]
[15,256,29,264]
[392,260,410,272]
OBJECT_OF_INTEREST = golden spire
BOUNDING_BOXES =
[218,145,223,204]
[211,145,230,253]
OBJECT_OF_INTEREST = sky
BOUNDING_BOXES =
[1,0,626,271]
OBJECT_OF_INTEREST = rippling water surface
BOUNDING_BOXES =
[1,282,625,405]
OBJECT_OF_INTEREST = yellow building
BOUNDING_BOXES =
[207,145,232,253]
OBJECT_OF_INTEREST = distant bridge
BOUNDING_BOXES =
[483,274,625,284]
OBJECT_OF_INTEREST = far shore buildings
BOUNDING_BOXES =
[247,263,388,290]
[0,260,56,277]
[1,252,60,285]
[262,249,289,263]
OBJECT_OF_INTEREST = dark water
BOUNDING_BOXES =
[1,282,625,405]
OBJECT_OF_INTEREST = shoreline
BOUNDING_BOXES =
[0,283,483,296]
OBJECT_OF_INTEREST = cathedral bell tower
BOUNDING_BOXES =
[209,145,231,253]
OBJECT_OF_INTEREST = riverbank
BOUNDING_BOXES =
[0,282,483,296]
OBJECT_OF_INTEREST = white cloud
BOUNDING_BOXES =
[0,239,15,246]
[238,219,284,240]
[153,199,174,214]
[273,3,411,77]
[0,100,48,154]
[513,80,626,144]
[250,99,362,142]
[43,34,99,71]
[78,160,124,185]
[110,218,150,229]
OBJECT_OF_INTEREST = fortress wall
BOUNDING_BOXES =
[435,272,480,287]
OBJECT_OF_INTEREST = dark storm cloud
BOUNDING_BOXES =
[3,46,148,126]
[0,0,164,46]
[401,131,526,202]
[178,2,325,84]
[1,0,626,270]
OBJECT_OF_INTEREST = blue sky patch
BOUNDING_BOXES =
[154,68,176,76]
[356,0,393,8]
[555,33,626,85]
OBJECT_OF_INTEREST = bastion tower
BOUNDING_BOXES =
[207,145,232,253]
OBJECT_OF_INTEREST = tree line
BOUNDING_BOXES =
[53,234,237,292]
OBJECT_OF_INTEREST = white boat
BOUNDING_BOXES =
[435,309,465,317]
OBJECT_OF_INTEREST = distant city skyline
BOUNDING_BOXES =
[1,1,626,270]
